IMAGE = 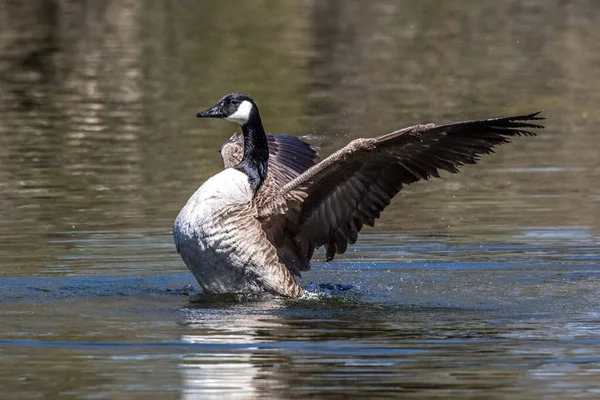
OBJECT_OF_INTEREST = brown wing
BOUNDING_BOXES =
[220,133,319,186]
[263,112,544,267]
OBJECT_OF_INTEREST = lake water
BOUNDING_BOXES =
[1,0,600,398]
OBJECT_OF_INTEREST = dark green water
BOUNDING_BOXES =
[1,0,600,398]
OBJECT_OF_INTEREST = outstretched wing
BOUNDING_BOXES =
[220,134,319,186]
[262,112,544,265]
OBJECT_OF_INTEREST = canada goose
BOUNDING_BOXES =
[173,93,543,298]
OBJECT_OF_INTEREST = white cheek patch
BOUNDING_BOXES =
[225,100,253,125]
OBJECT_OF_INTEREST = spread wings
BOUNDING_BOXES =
[260,112,544,266]
[220,133,319,186]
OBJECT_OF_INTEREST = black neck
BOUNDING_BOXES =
[234,113,269,192]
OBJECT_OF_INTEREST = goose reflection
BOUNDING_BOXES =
[178,297,286,399]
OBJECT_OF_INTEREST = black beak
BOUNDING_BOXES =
[196,104,225,119]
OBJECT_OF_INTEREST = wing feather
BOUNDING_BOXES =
[261,112,544,264]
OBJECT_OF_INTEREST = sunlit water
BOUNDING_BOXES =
[1,1,600,399]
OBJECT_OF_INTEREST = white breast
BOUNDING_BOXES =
[173,167,301,296]
[175,168,252,234]
[195,168,252,205]
[173,168,264,293]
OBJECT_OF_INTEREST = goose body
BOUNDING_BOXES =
[173,93,544,298]
[174,168,302,296]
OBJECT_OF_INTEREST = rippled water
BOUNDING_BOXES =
[1,0,600,398]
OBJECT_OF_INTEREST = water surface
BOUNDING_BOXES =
[1,0,600,398]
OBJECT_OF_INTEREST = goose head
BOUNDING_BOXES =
[196,93,257,126]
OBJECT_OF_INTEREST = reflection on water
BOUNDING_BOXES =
[179,302,285,399]
[1,0,600,398]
